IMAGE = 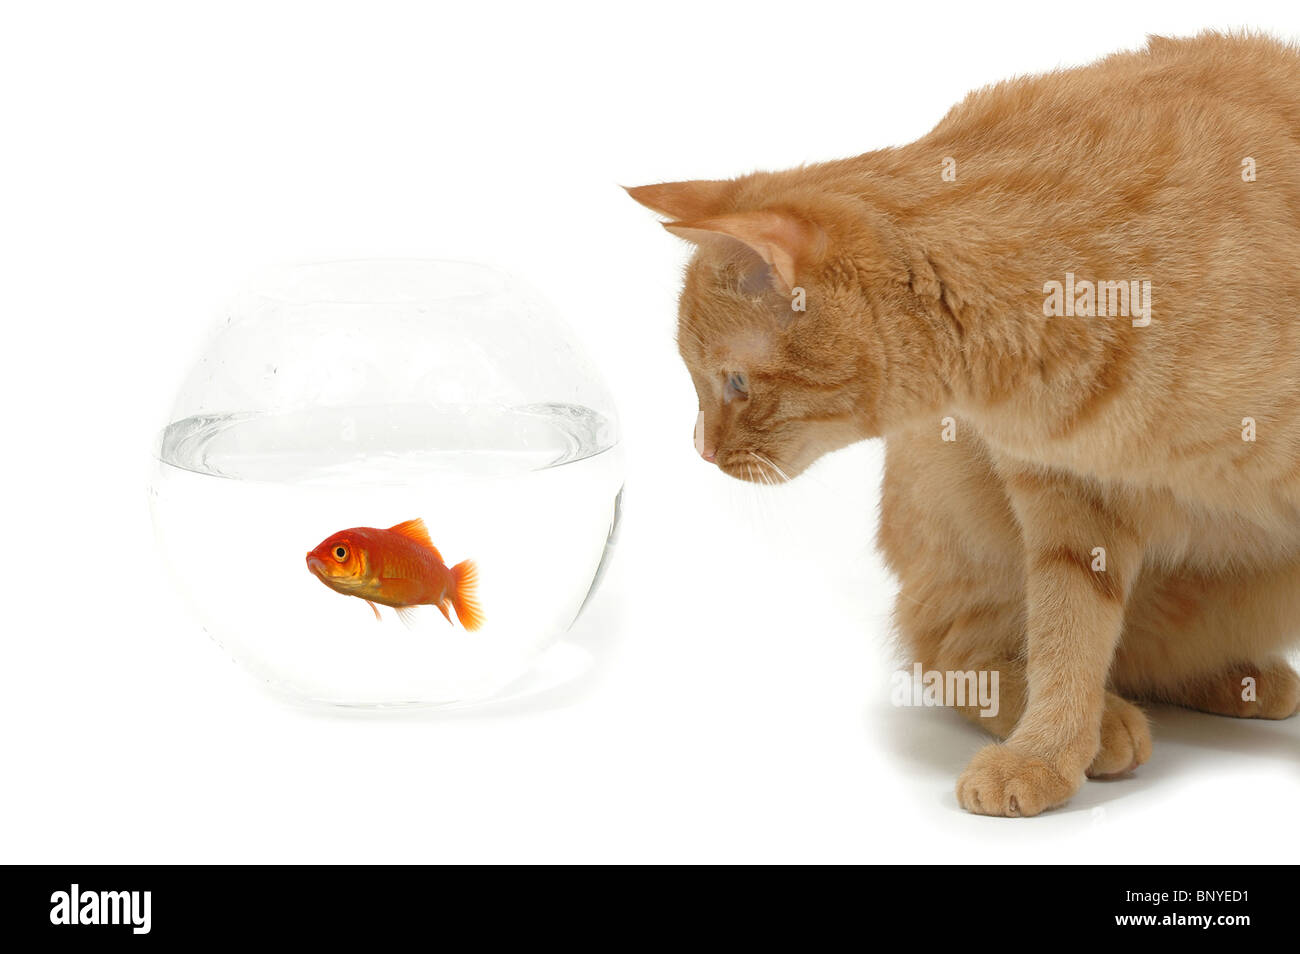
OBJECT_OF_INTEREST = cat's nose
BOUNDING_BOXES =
[694,412,717,462]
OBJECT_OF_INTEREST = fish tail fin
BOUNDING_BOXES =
[449,559,484,631]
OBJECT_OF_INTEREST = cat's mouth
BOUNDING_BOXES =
[718,450,794,485]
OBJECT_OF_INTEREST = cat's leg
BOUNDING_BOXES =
[880,427,1151,779]
[880,424,1029,738]
[955,466,1144,817]
[893,590,1027,740]
[1113,566,1300,718]
[1164,660,1300,719]
[916,620,1150,777]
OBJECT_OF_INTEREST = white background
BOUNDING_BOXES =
[3,0,1297,863]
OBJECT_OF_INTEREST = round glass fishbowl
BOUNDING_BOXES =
[151,260,623,707]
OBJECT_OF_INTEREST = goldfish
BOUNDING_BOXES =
[306,518,483,630]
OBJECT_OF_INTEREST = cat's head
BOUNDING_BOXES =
[628,176,915,483]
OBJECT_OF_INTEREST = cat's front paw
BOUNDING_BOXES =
[956,744,1079,817]
[1087,693,1152,778]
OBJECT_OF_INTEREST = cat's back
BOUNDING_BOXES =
[927,32,1300,151]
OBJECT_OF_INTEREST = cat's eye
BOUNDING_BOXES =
[725,372,749,400]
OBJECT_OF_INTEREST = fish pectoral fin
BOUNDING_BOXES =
[366,600,382,622]
[435,600,453,625]
[394,605,420,629]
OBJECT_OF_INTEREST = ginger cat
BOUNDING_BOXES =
[628,31,1300,816]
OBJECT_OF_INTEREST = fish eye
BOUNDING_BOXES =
[725,372,749,400]
[333,545,348,562]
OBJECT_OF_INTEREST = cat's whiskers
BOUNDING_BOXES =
[751,451,791,484]
[742,453,797,539]
[738,460,765,519]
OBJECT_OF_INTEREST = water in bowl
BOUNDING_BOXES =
[151,402,622,707]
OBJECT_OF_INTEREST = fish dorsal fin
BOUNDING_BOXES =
[388,518,442,561]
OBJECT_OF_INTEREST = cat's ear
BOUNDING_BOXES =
[664,211,823,295]
[624,180,732,221]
